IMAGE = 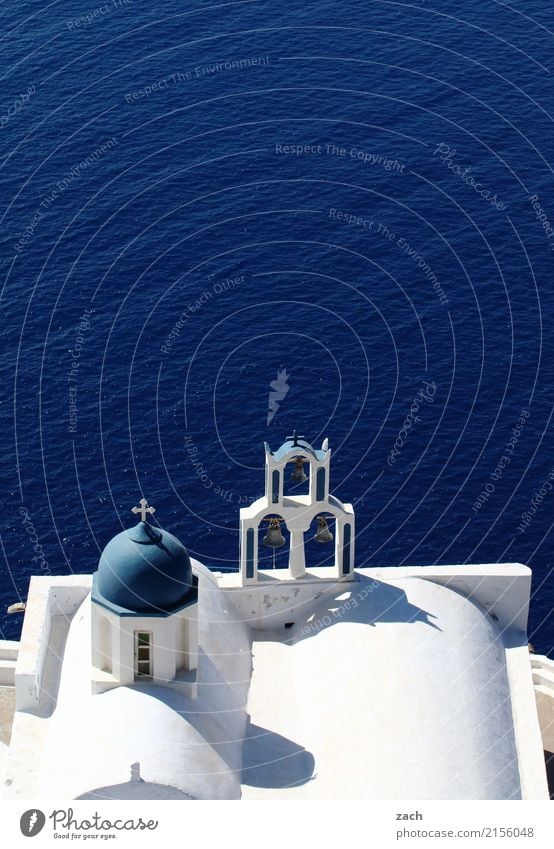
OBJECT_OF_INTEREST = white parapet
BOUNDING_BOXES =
[531,655,554,756]
[0,641,19,687]
[371,562,533,634]
[15,576,91,712]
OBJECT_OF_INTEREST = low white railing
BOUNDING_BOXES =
[531,655,554,757]
[531,654,554,695]
[0,640,19,686]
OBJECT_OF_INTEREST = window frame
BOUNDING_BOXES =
[134,630,153,680]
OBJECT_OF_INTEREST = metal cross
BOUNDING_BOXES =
[131,498,156,523]
[287,429,305,446]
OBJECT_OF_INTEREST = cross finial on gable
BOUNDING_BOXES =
[286,429,305,447]
[131,498,156,523]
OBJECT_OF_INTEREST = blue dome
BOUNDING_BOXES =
[93,522,194,614]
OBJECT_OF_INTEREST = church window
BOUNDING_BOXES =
[134,631,153,679]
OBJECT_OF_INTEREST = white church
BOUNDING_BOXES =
[0,433,552,800]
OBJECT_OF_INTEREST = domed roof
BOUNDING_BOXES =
[93,521,195,615]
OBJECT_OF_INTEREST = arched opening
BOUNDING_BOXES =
[304,513,336,570]
[257,514,289,571]
[282,456,311,497]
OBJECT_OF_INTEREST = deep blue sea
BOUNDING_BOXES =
[1,0,553,652]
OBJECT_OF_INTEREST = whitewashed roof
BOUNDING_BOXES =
[243,575,522,799]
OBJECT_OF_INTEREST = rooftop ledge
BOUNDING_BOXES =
[217,563,532,635]
[218,562,530,583]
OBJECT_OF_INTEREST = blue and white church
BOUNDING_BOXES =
[0,434,552,800]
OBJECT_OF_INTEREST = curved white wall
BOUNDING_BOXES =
[244,576,522,799]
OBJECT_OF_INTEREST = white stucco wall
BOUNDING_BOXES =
[218,569,342,629]
[92,606,192,687]
[192,562,252,783]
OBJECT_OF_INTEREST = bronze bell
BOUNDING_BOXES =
[291,456,308,483]
[314,515,333,543]
[263,518,286,547]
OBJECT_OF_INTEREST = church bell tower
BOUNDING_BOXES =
[239,433,355,584]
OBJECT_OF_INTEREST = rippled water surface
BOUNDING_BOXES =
[0,0,553,652]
